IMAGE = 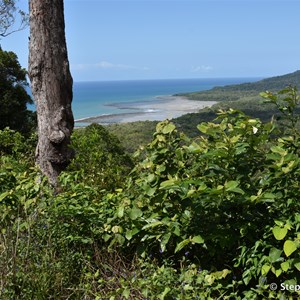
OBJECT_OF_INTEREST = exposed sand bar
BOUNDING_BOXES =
[75,96,217,125]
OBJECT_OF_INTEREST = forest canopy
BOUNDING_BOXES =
[0,47,36,134]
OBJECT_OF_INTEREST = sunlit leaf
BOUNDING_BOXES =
[280,261,289,272]
[175,238,190,253]
[272,226,287,240]
[283,240,297,257]
[197,123,208,133]
[162,123,176,134]
[142,221,162,230]
[125,228,139,240]
[261,264,271,275]
[160,233,171,253]
[271,146,287,156]
[128,208,143,220]
[192,235,204,244]
[0,191,9,202]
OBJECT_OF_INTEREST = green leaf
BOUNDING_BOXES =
[122,287,130,299]
[205,274,215,285]
[0,191,9,202]
[272,226,288,240]
[283,240,297,257]
[230,187,245,194]
[128,208,143,220]
[197,123,208,133]
[103,234,111,242]
[262,192,276,202]
[275,220,284,227]
[294,261,300,271]
[142,221,162,230]
[160,179,178,189]
[187,142,202,153]
[275,269,282,277]
[162,123,176,134]
[221,269,231,278]
[159,287,171,299]
[271,146,287,156]
[260,91,272,99]
[117,206,124,218]
[269,248,282,263]
[145,186,156,196]
[160,233,171,253]
[282,161,295,174]
[175,238,190,253]
[156,134,166,142]
[192,235,204,244]
[147,173,156,183]
[280,261,290,272]
[115,233,125,245]
[224,180,238,191]
[230,135,241,143]
[173,226,181,236]
[284,222,292,230]
[261,264,271,275]
[125,228,139,240]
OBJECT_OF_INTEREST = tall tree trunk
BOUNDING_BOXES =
[28,0,74,186]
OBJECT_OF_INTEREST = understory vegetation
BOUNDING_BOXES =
[0,86,300,299]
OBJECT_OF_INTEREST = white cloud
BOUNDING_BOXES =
[191,65,213,73]
[95,61,133,70]
[71,61,149,71]
[71,63,91,70]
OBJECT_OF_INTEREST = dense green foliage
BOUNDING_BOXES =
[0,47,36,134]
[107,121,158,153]
[0,86,300,299]
[68,123,133,190]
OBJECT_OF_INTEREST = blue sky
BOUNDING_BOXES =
[1,0,300,81]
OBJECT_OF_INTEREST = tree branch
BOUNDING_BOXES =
[0,0,28,38]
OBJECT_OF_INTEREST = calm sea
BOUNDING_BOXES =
[72,78,260,121]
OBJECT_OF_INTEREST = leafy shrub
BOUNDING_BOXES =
[107,120,158,153]
[0,127,36,157]
[102,87,300,298]
[68,123,133,190]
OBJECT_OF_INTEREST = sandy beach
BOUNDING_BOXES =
[75,96,216,125]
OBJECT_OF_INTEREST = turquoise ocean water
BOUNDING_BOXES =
[27,78,261,122]
[72,78,260,121]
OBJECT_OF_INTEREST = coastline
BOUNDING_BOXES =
[75,96,217,125]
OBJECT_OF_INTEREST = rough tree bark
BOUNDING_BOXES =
[28,0,74,186]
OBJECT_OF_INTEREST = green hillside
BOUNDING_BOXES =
[175,70,300,102]
[171,70,300,137]
[211,70,300,92]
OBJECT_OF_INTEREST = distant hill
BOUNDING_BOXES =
[172,70,300,137]
[176,70,300,101]
[214,70,300,92]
